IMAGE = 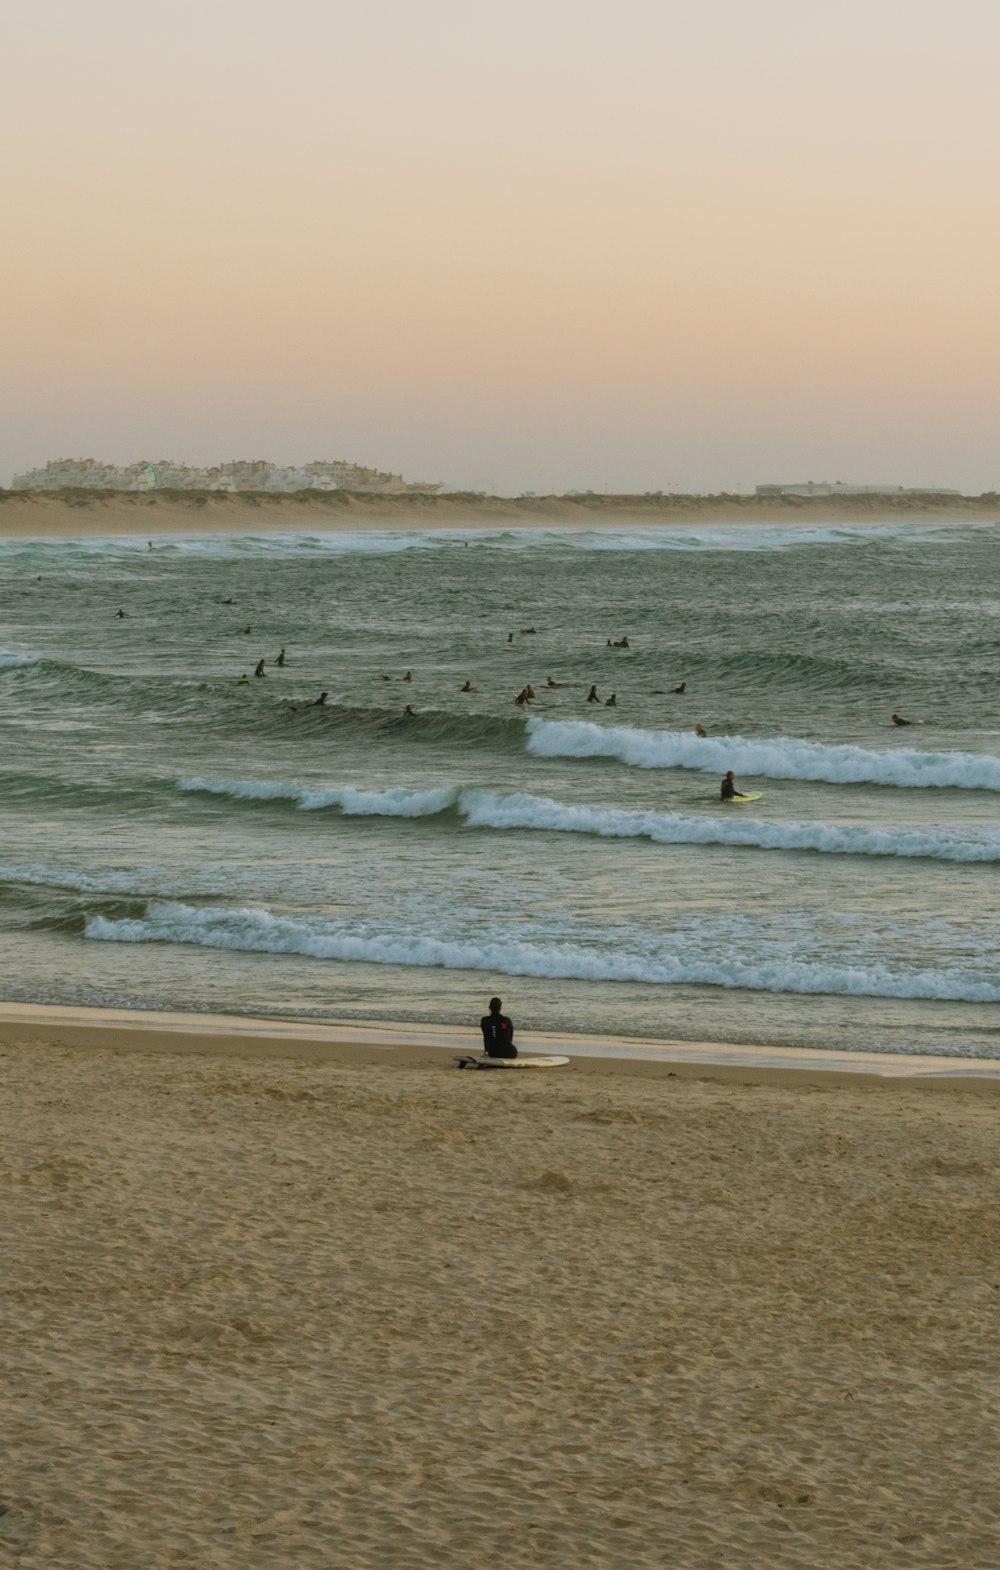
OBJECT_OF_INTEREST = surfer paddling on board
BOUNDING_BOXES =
[721,770,751,801]
[481,997,517,1059]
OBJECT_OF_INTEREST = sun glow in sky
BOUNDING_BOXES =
[3,0,999,492]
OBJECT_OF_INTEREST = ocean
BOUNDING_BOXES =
[1,519,997,1059]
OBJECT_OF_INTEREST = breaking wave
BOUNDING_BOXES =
[176,776,1000,863]
[0,521,971,561]
[83,900,1000,1003]
[526,718,1000,791]
[458,791,1000,863]
[177,777,456,816]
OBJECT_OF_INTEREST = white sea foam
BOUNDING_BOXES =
[175,775,1000,861]
[0,520,985,561]
[526,718,1000,791]
[0,648,37,669]
[84,900,1000,1003]
[459,791,1000,862]
[0,861,179,895]
[178,776,457,816]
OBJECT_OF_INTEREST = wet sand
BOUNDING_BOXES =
[2,1005,998,1568]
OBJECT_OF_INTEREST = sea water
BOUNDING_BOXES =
[0,519,998,1058]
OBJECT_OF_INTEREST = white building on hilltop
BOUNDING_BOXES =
[755,481,960,498]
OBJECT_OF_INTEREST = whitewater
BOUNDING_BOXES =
[526,719,1000,791]
[177,778,1000,863]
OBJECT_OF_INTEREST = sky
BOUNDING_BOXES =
[3,0,999,494]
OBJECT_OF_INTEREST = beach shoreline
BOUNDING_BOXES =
[1,489,998,538]
[2,1001,998,1090]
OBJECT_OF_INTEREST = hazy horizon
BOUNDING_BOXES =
[4,0,998,494]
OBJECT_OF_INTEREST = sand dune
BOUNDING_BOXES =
[2,1019,998,1568]
[0,487,998,537]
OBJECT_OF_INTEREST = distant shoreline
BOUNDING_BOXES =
[0,487,998,538]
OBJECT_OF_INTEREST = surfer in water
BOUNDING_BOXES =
[891,712,912,726]
[276,647,286,667]
[605,693,617,706]
[310,691,329,706]
[694,723,708,737]
[254,658,266,678]
[673,681,686,694]
[721,770,751,801]
[480,996,516,1059]
[587,685,600,702]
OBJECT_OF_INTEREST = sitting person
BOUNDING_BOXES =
[480,996,517,1058]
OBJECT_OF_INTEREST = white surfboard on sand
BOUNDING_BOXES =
[454,1054,570,1071]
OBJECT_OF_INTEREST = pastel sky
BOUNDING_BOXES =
[3,0,998,493]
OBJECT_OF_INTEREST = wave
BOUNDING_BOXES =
[0,861,165,895]
[458,791,1000,863]
[526,718,1000,791]
[0,521,985,560]
[177,776,456,817]
[175,776,1000,863]
[6,657,532,744]
[83,900,1000,1004]
[0,648,37,669]
[706,648,906,692]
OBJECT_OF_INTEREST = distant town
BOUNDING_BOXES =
[11,457,443,495]
[753,481,960,498]
[7,461,972,501]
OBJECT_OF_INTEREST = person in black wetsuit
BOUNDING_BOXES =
[721,770,747,800]
[480,996,517,1058]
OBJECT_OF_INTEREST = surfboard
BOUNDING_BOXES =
[454,1054,570,1071]
[722,792,762,803]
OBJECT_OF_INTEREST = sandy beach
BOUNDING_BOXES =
[0,489,998,537]
[3,1007,999,1569]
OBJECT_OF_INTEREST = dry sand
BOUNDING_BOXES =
[0,489,998,538]
[2,1008,1000,1569]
